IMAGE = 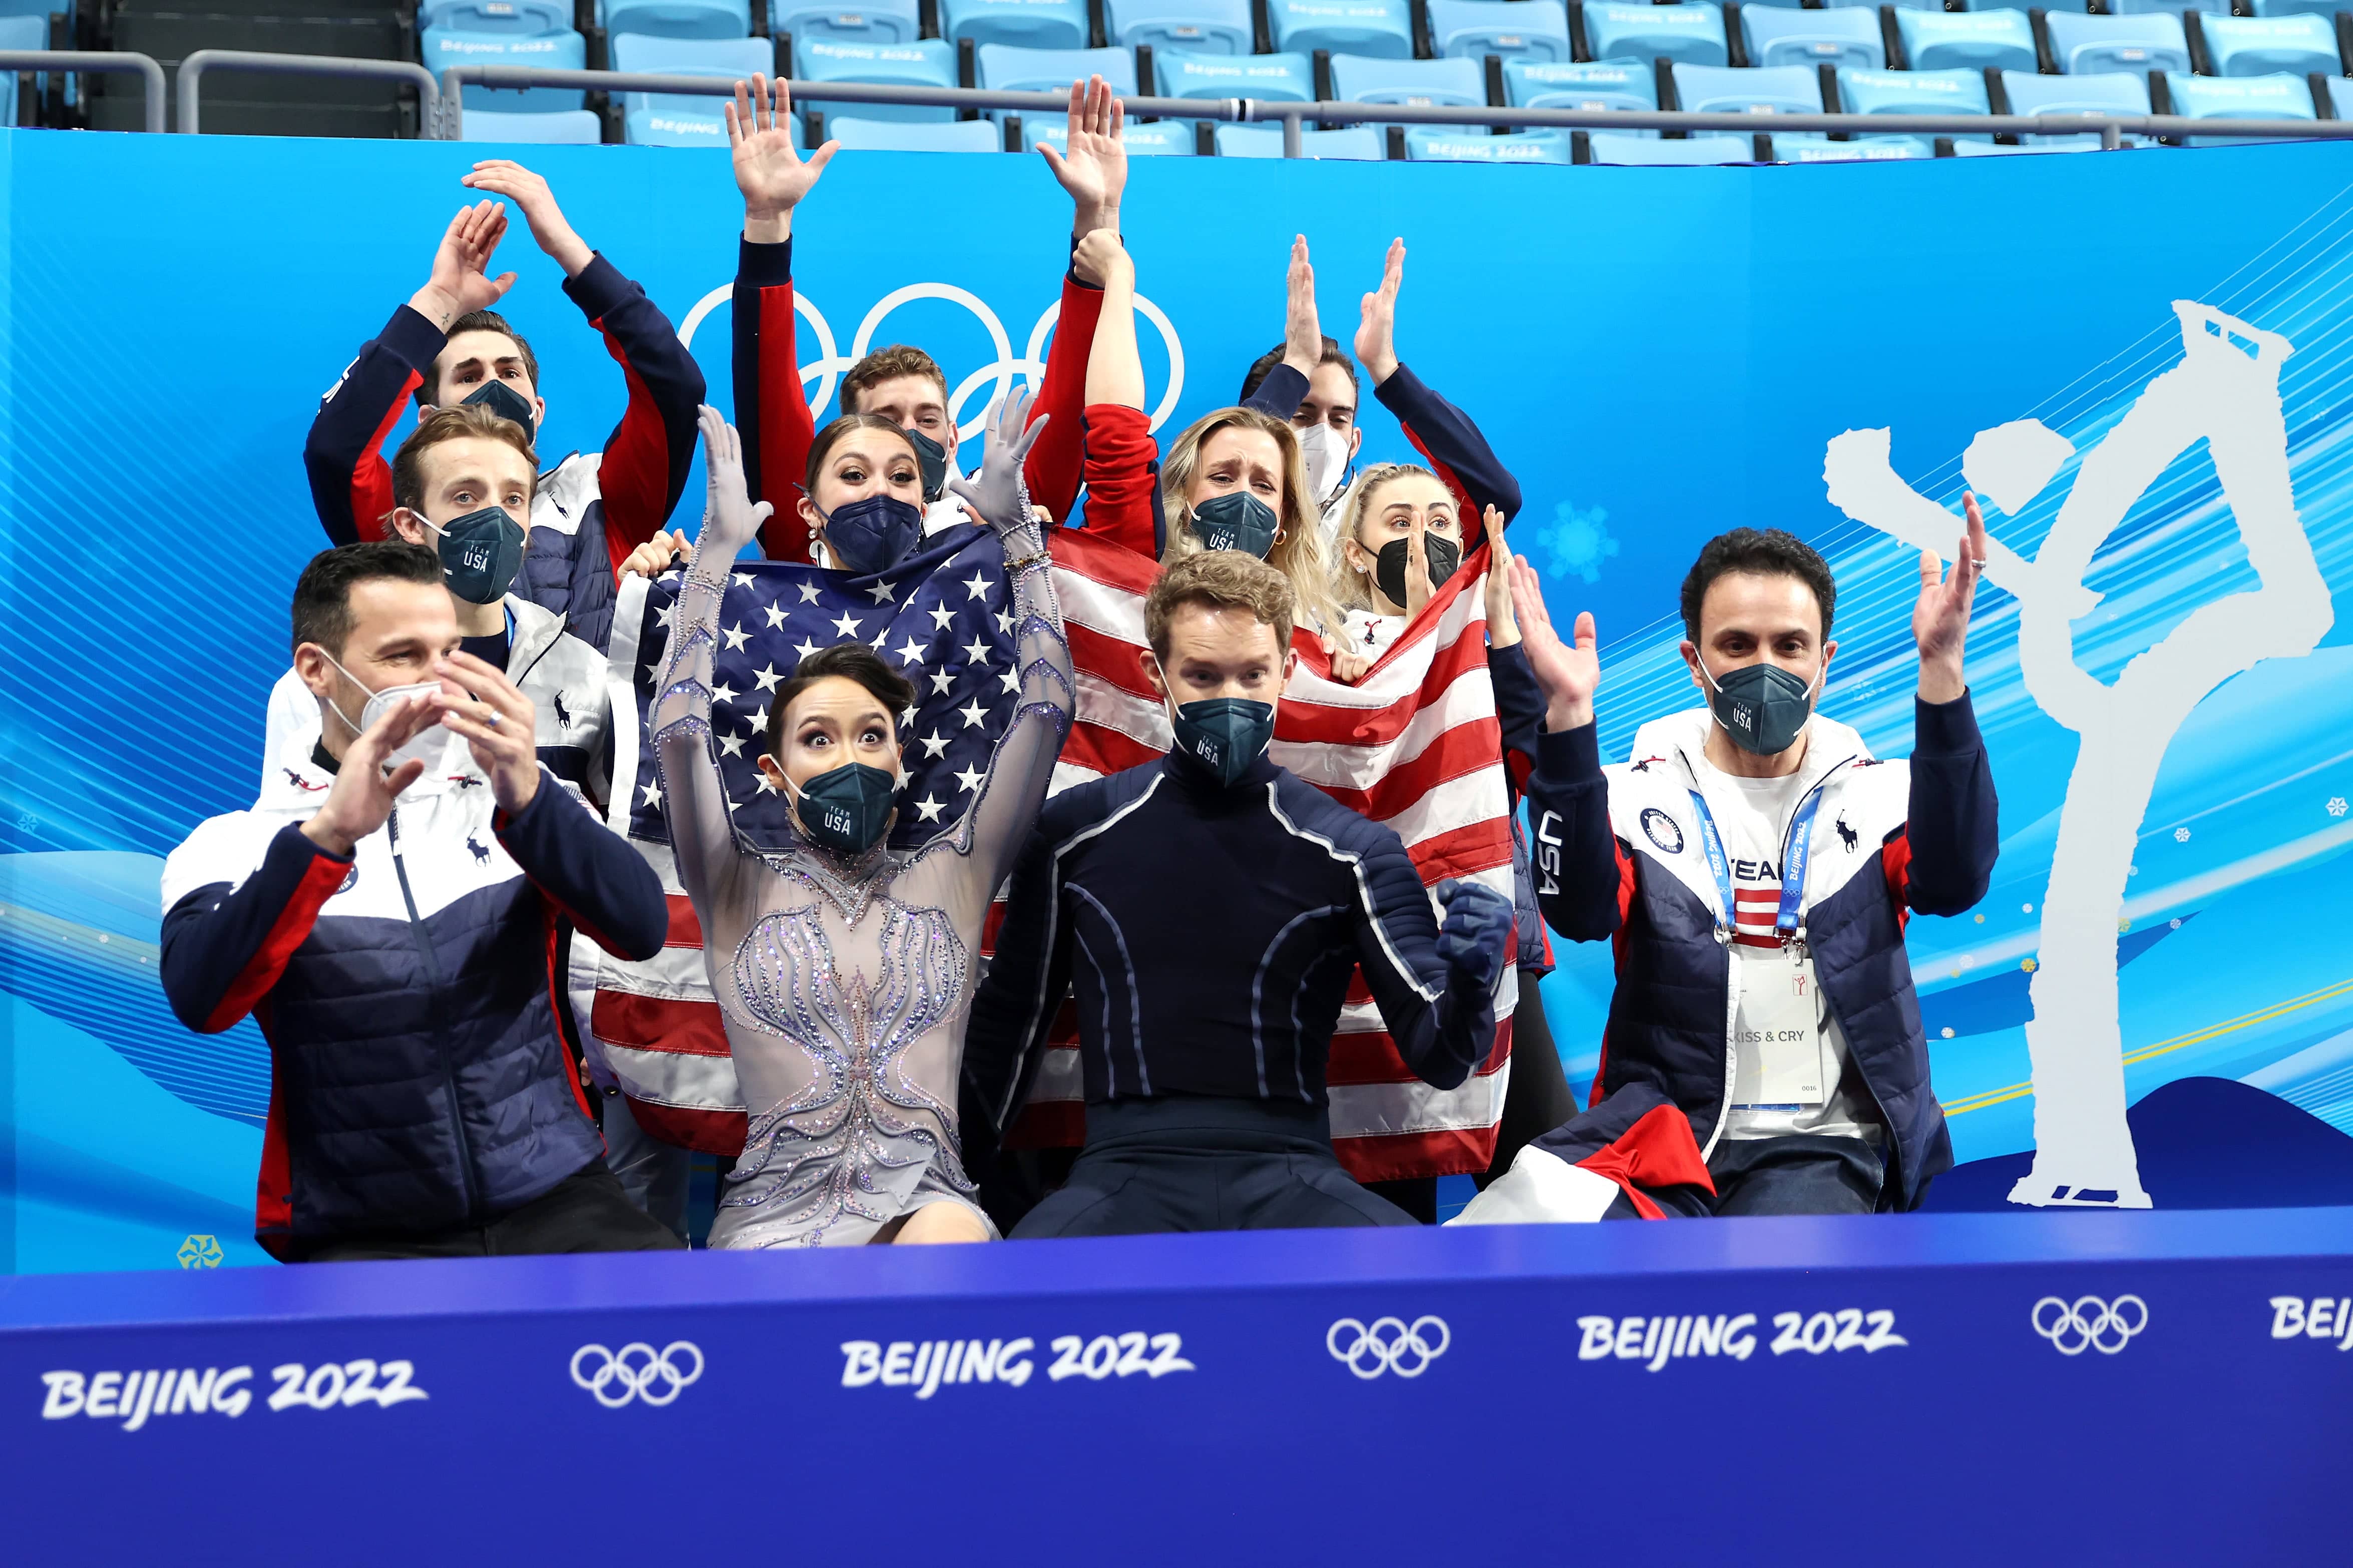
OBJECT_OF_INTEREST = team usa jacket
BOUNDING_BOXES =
[1522,700,1998,1208]
[302,255,704,652]
[158,756,667,1258]
[962,747,1500,1146]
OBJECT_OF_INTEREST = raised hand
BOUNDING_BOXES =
[692,404,774,563]
[299,694,439,858]
[1354,236,1404,386]
[411,201,516,331]
[1039,75,1126,244]
[1914,489,1987,705]
[1435,877,1513,995]
[1282,236,1321,378]
[1481,506,1519,648]
[949,386,1049,535]
[729,74,836,239]
[620,527,694,580]
[1400,520,1436,622]
[432,652,541,816]
[1508,554,1599,732]
[461,160,593,277]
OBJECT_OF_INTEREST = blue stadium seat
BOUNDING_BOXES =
[1951,137,2097,153]
[613,33,774,141]
[1892,7,2036,73]
[1504,56,1656,116]
[426,27,588,111]
[1738,5,1883,71]
[939,0,1088,49]
[1268,0,1414,59]
[463,107,606,141]
[975,44,1136,126]
[795,36,959,119]
[1424,0,1572,63]
[1328,54,1488,131]
[1581,1,1728,66]
[2199,13,2339,77]
[1670,61,1823,128]
[605,0,750,39]
[1999,67,2152,144]
[422,0,573,34]
[2106,0,2204,14]
[1153,47,1315,100]
[773,0,924,49]
[2246,0,2346,15]
[827,114,1004,148]
[1407,126,1573,160]
[2042,11,2188,75]
[1765,131,1929,160]
[1214,122,1386,155]
[1104,0,1253,53]
[0,12,38,126]
[1024,114,1195,152]
[1583,128,1748,162]
[1837,64,1992,139]
[2162,69,2319,143]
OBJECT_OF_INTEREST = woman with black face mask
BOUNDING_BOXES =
[651,395,1072,1247]
[1330,462,1471,662]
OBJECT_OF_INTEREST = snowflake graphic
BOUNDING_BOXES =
[2328,796,2348,819]
[1530,498,1621,586]
[2173,827,2191,842]
[177,1234,223,1269]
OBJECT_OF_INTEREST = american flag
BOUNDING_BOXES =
[584,525,1519,1181]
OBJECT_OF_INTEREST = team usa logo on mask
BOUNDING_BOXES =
[1188,491,1281,559]
[1641,807,1685,855]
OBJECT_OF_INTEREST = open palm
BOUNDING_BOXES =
[729,74,836,216]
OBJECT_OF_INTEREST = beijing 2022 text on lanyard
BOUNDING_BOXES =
[1686,784,1825,954]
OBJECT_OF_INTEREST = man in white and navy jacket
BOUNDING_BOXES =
[1463,509,1997,1220]
[161,544,676,1262]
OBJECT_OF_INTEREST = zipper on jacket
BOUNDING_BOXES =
[387,808,482,1222]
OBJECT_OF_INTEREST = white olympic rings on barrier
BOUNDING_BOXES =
[677,280,1186,439]
[2030,1295,2148,1355]
[1326,1315,1451,1379]
[569,1340,706,1407]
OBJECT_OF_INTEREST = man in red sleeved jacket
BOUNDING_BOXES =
[303,160,705,655]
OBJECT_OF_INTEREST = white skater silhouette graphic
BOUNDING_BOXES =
[1823,303,2333,1208]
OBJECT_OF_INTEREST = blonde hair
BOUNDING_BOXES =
[1144,549,1297,659]
[1330,462,1448,614]
[1158,406,1338,637]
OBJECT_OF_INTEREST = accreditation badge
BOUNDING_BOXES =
[1730,947,1829,1109]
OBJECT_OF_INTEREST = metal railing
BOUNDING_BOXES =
[0,50,165,135]
[439,65,2353,155]
[177,49,440,136]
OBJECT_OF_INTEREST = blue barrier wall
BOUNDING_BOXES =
[3,129,2351,1271]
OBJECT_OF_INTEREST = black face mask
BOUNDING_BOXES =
[462,379,538,448]
[1373,534,1463,611]
[906,427,950,504]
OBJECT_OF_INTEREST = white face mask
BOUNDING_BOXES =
[320,651,452,775]
[1296,423,1350,507]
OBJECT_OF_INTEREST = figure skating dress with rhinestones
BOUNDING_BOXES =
[652,526,1071,1246]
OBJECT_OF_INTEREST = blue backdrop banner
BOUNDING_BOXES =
[3,128,2351,1272]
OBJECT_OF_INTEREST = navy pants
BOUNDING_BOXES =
[1013,1098,1416,1237]
[1705,1135,1887,1216]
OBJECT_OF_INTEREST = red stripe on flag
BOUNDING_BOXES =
[1403,819,1515,883]
[1306,717,1506,819]
[627,1097,746,1157]
[591,991,731,1058]
[1065,619,1157,701]
[1337,1125,1498,1184]
[664,894,703,947]
[1062,719,1164,780]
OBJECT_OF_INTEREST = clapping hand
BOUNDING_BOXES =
[411,201,515,332]
[1913,490,1986,705]
[949,387,1049,536]
[1282,236,1320,378]
[299,694,441,858]
[1354,237,1404,386]
[461,160,592,277]
[1508,555,1599,732]
[432,653,541,816]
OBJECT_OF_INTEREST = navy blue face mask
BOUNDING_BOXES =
[785,761,900,854]
[1699,657,1823,756]
[461,379,537,448]
[1188,491,1280,559]
[1167,697,1276,789]
[819,492,926,576]
[427,505,527,605]
[906,427,950,504]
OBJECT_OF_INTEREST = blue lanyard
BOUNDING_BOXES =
[1686,782,1825,949]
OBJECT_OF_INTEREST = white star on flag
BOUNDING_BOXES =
[914,795,946,822]
[959,698,990,729]
[832,611,864,638]
[794,638,822,661]
[722,623,751,651]
[763,603,787,629]
[919,731,950,758]
[711,681,737,705]
[999,668,1022,695]
[953,763,985,793]
[797,581,822,604]
[755,772,780,793]
[896,636,928,664]
[996,608,1015,634]
[962,635,992,666]
[929,669,955,695]
[928,603,956,631]
[865,578,897,604]
[753,662,783,692]
[732,572,755,589]
[746,705,769,736]
[962,570,992,600]
[639,781,662,808]
[718,732,746,757]
[655,602,675,629]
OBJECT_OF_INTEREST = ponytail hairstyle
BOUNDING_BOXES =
[1158,405,1338,637]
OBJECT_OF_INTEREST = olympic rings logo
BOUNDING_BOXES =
[569,1340,706,1407]
[1326,1315,1452,1379]
[2030,1295,2148,1356]
[678,280,1187,442]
